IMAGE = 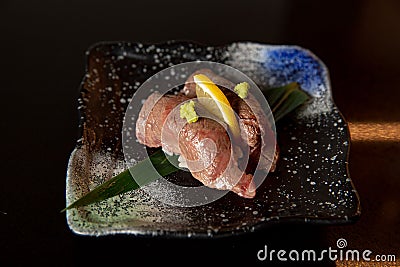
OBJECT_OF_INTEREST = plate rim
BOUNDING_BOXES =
[65,40,361,237]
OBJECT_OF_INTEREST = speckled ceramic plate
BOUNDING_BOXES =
[65,41,361,237]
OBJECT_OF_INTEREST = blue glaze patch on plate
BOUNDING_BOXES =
[65,41,360,237]
[265,47,326,93]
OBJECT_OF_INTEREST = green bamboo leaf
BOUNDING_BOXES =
[62,150,178,212]
[262,82,309,122]
[63,82,309,211]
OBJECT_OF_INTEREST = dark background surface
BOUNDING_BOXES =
[1,0,399,266]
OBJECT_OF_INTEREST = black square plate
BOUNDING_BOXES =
[65,41,360,237]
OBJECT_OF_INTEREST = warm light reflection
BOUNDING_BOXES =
[349,122,400,142]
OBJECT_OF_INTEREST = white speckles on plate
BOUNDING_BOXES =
[66,41,360,237]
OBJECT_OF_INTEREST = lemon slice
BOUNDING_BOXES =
[193,74,240,139]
